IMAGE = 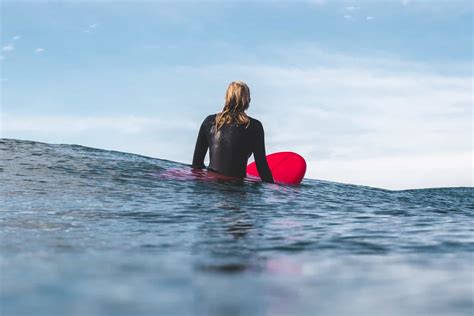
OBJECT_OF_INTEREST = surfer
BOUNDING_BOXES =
[192,81,274,183]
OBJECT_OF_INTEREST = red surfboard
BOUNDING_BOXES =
[246,152,306,185]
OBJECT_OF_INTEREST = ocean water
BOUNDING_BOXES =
[1,138,473,316]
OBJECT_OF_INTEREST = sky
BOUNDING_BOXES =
[0,0,472,190]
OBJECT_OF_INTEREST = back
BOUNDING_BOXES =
[192,114,273,182]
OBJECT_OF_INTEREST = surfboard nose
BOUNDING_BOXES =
[246,152,307,185]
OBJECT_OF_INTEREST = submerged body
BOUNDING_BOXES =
[192,114,274,183]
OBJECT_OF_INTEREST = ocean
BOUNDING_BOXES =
[1,138,473,316]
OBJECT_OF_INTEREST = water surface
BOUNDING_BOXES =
[1,139,473,316]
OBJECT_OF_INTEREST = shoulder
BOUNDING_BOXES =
[202,114,217,125]
[248,116,264,130]
[205,114,217,121]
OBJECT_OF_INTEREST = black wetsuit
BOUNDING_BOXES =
[192,114,274,183]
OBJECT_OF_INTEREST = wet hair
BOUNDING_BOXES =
[215,81,251,131]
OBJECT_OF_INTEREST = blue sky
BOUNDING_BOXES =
[1,0,472,189]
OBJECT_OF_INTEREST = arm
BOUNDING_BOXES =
[192,118,209,169]
[253,121,274,183]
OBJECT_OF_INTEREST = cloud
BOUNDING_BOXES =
[311,152,472,189]
[1,115,199,163]
[0,55,4,61]
[142,58,470,188]
[2,44,14,52]
[343,6,359,20]
[12,35,21,40]
[2,48,471,189]
[84,23,100,33]
[1,115,197,134]
[366,16,374,20]
[35,48,45,53]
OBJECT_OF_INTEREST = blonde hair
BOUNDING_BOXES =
[215,81,251,131]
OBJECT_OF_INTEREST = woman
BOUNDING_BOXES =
[192,81,274,183]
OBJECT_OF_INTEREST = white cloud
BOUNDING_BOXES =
[366,16,374,20]
[343,14,353,20]
[2,49,471,189]
[0,55,4,60]
[1,115,197,134]
[2,44,14,52]
[35,48,45,53]
[12,35,21,40]
[311,152,472,189]
[154,60,471,189]
[345,6,357,11]
[83,23,100,34]
[1,115,199,163]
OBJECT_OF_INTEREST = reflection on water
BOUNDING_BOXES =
[1,139,473,316]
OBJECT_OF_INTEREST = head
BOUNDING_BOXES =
[225,81,251,111]
[216,81,251,130]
